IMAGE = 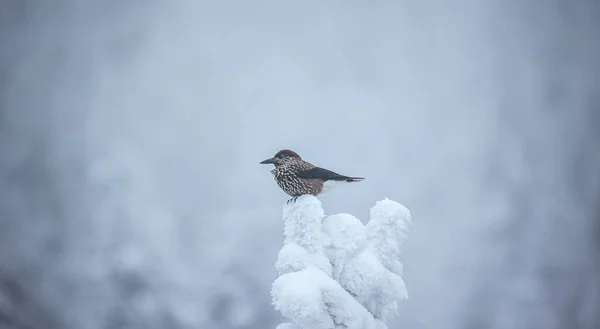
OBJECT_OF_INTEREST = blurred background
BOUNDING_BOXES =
[1,0,599,329]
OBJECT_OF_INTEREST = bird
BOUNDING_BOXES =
[260,149,365,203]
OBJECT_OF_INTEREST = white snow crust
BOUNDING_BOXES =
[271,195,412,329]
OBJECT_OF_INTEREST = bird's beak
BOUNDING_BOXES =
[260,158,275,164]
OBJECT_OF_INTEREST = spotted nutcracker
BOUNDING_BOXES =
[260,149,365,202]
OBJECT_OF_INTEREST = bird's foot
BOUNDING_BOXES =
[287,196,300,204]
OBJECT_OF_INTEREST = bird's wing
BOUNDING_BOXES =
[296,167,350,181]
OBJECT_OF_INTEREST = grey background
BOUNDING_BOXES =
[1,1,599,329]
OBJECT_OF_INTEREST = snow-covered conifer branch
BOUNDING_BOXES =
[274,195,332,277]
[271,195,412,329]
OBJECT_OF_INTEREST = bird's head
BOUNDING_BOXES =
[260,149,302,166]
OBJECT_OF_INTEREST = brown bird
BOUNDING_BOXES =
[260,149,365,202]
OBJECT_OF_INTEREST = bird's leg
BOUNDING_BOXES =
[287,196,300,204]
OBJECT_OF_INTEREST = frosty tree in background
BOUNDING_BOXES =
[271,195,412,329]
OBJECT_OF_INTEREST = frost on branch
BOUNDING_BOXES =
[274,195,332,277]
[271,195,412,329]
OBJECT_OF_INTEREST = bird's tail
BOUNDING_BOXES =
[344,176,365,182]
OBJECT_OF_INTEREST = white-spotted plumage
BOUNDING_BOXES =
[261,149,365,200]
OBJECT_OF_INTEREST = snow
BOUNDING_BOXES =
[366,198,412,277]
[276,323,300,329]
[271,195,412,329]
[276,195,332,277]
[272,266,376,329]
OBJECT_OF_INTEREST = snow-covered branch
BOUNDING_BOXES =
[274,196,332,277]
[271,195,412,329]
